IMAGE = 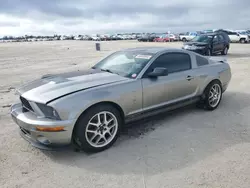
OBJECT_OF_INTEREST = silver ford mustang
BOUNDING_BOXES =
[11,47,231,152]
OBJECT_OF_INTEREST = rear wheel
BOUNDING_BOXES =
[221,46,228,55]
[72,104,122,153]
[182,38,187,42]
[240,38,246,43]
[197,80,222,111]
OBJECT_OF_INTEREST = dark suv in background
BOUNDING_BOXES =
[182,32,230,56]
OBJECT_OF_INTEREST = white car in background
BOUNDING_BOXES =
[91,34,101,41]
[227,31,240,43]
[179,32,198,42]
[168,34,180,41]
[60,36,67,40]
[235,30,250,43]
[215,29,248,43]
[75,36,83,40]
[131,35,137,39]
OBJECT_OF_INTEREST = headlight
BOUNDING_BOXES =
[196,46,205,49]
[36,103,61,120]
[184,45,205,50]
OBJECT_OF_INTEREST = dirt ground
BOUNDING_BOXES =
[1,40,250,188]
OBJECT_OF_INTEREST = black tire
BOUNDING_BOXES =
[205,48,212,56]
[240,38,246,43]
[197,80,222,111]
[72,104,122,153]
[221,46,228,55]
[182,38,187,42]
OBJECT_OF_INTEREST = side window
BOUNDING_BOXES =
[196,55,209,66]
[213,35,218,42]
[146,53,191,75]
[218,35,224,41]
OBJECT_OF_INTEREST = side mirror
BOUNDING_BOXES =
[147,67,168,77]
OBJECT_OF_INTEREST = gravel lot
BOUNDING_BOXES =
[1,40,250,188]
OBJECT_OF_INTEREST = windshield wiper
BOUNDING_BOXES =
[101,68,113,73]
[100,68,119,75]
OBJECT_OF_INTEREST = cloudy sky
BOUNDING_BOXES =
[0,0,250,36]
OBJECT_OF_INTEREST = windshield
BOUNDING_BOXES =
[238,31,248,35]
[92,51,153,78]
[191,35,213,42]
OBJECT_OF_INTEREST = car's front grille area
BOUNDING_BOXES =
[20,127,31,135]
[20,96,34,112]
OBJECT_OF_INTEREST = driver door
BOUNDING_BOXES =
[141,52,198,111]
[212,35,220,53]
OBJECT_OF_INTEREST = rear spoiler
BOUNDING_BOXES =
[208,56,228,63]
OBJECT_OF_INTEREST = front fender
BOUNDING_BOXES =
[49,79,143,121]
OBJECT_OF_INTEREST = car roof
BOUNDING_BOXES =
[204,32,230,36]
[202,33,217,36]
[122,47,179,54]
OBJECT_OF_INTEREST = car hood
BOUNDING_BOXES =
[18,69,129,104]
[184,42,208,46]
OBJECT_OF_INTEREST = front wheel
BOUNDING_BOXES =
[72,104,122,153]
[197,80,222,111]
[205,48,212,56]
[221,46,228,55]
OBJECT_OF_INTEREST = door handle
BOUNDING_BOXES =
[186,75,194,81]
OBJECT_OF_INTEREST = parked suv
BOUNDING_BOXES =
[214,29,240,42]
[179,32,198,42]
[215,29,249,43]
[235,30,250,43]
[182,32,230,56]
[168,34,180,41]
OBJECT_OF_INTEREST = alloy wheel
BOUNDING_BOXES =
[208,84,222,108]
[85,111,118,148]
[224,47,228,55]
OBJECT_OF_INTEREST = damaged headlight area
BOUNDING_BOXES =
[36,103,61,120]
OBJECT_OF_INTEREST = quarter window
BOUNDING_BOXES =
[196,55,209,66]
[218,35,224,41]
[146,53,191,75]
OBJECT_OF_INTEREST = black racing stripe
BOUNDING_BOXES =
[46,80,123,104]
[17,79,46,94]
[18,69,102,94]
[42,68,102,79]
